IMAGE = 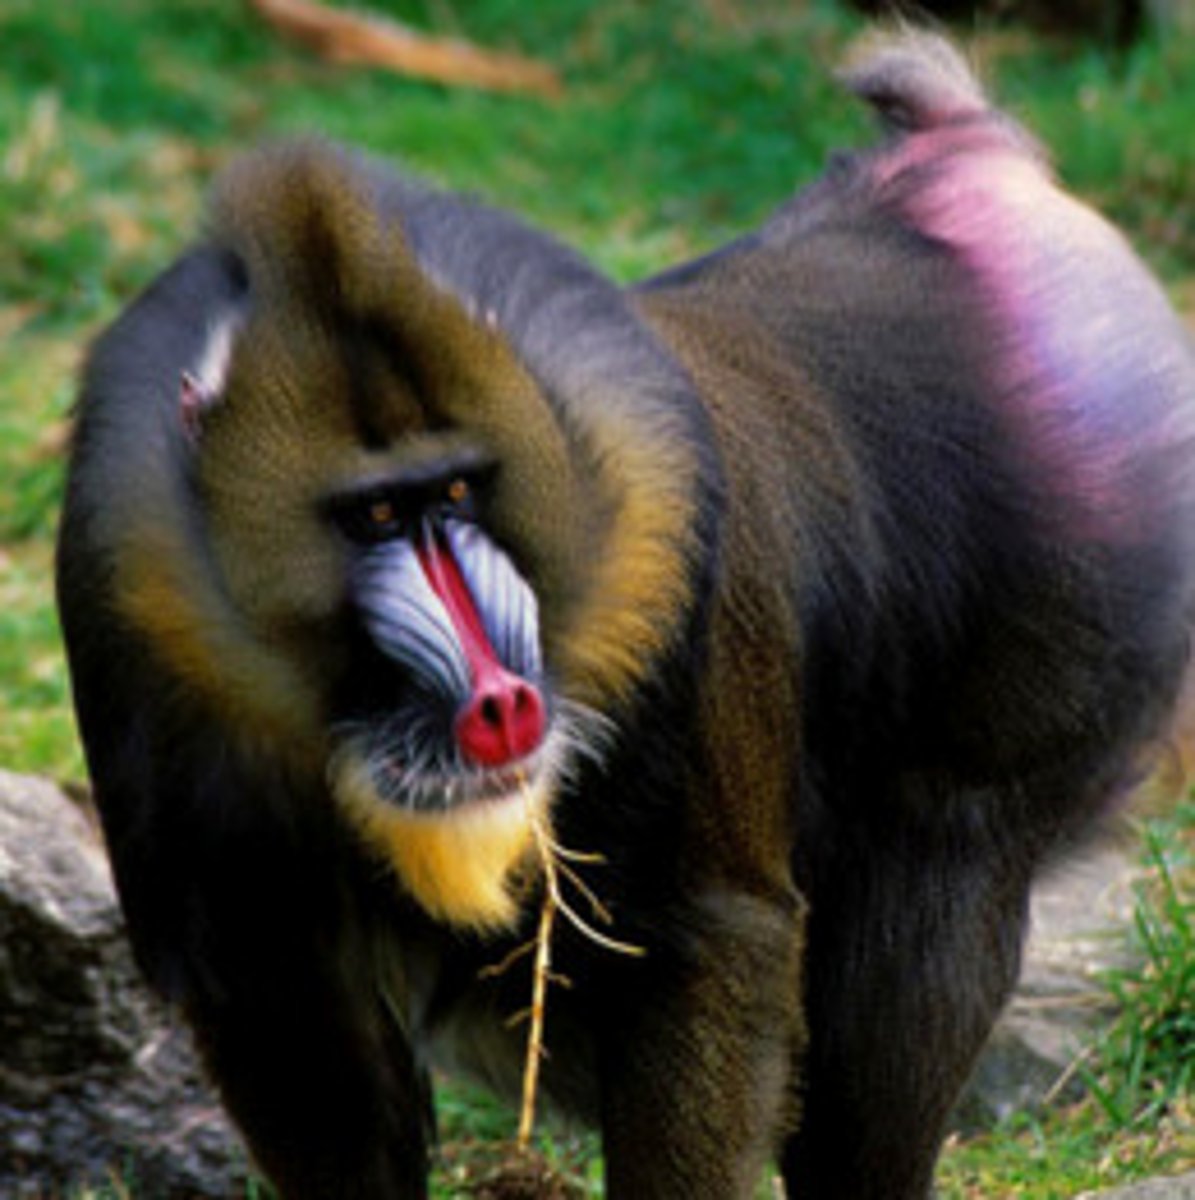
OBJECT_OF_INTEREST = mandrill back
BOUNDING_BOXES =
[57,32,1195,1200]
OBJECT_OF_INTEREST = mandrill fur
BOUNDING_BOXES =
[57,33,1195,1200]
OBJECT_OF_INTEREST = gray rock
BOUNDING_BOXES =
[0,769,246,1197]
[1078,1170,1195,1198]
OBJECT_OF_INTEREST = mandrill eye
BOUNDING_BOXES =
[369,498,399,530]
[326,460,494,547]
[328,492,408,546]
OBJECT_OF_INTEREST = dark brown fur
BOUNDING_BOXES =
[57,34,1195,1199]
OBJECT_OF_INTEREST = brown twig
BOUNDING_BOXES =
[248,0,562,98]
[507,784,645,1151]
[518,821,557,1150]
[478,937,537,983]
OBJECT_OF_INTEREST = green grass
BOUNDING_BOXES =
[5,1,1195,1196]
[939,802,1195,1199]
[1084,811,1195,1132]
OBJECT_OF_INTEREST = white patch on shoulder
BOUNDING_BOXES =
[180,308,245,434]
[195,309,244,396]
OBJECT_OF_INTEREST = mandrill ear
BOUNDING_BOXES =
[179,308,245,438]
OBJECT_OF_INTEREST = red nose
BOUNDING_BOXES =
[416,532,547,769]
[454,662,546,768]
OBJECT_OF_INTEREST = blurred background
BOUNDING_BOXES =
[1,2,1192,1197]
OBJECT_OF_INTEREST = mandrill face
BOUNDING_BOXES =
[186,294,572,928]
[321,485,569,930]
[118,145,702,931]
[340,498,549,797]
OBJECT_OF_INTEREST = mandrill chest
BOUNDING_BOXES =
[388,909,606,1126]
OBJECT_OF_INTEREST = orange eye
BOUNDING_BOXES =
[447,478,470,505]
[370,499,398,527]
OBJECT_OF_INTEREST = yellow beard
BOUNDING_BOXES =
[332,757,552,931]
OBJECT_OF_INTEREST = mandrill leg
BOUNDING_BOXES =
[782,807,1031,1199]
[187,951,433,1200]
[156,819,435,1200]
[596,890,806,1199]
[191,964,432,1199]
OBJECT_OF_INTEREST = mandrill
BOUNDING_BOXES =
[57,32,1195,1200]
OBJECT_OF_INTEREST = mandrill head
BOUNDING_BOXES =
[83,141,707,931]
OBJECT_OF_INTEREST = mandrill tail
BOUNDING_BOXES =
[841,28,994,132]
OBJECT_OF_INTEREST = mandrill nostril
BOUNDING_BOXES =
[455,668,546,768]
[479,694,503,728]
